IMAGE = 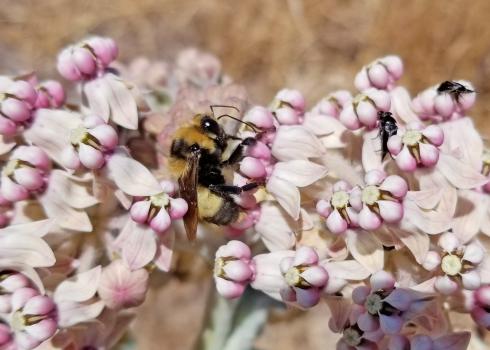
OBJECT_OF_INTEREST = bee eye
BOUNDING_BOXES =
[190,144,200,152]
[201,117,220,135]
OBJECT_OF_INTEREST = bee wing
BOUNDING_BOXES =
[178,150,200,241]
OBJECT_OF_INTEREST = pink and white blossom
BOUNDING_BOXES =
[355,55,403,91]
[339,88,391,130]
[277,246,328,308]
[311,90,352,118]
[0,80,38,136]
[1,146,51,202]
[57,36,118,81]
[61,115,118,170]
[350,170,408,230]
[34,80,65,109]
[316,181,359,234]
[387,122,444,171]
[214,240,254,299]
[423,232,487,294]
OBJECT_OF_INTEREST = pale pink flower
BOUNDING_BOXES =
[311,90,352,118]
[1,146,51,202]
[274,89,305,115]
[424,232,486,294]
[98,260,149,309]
[350,170,408,230]
[339,88,391,130]
[355,56,403,91]
[412,80,476,122]
[61,115,118,170]
[387,122,444,172]
[278,246,328,308]
[0,271,31,314]
[5,288,57,349]
[316,181,359,234]
[352,271,413,335]
[214,240,254,299]
[34,80,65,109]
[0,80,38,136]
[57,36,118,81]
[130,191,187,233]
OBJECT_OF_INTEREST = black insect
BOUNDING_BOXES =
[378,111,398,161]
[437,81,474,103]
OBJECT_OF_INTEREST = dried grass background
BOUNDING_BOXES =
[1,0,490,349]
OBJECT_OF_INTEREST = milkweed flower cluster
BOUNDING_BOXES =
[0,35,487,350]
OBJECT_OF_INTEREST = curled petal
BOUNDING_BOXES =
[395,146,417,171]
[379,314,403,334]
[419,143,439,167]
[316,199,331,217]
[358,312,380,332]
[326,209,348,234]
[370,270,395,291]
[387,135,403,155]
[380,175,408,198]
[78,144,105,169]
[367,64,389,89]
[279,286,296,302]
[462,242,484,265]
[149,208,171,233]
[294,287,320,308]
[90,124,118,149]
[461,270,481,290]
[422,251,441,271]
[169,198,188,219]
[422,125,444,146]
[1,176,28,202]
[293,246,318,266]
[223,260,253,282]
[13,168,44,191]
[352,286,371,305]
[339,105,361,130]
[384,289,413,311]
[215,278,245,299]
[23,295,55,315]
[438,232,460,253]
[435,275,458,295]
[356,100,378,129]
[349,187,363,211]
[11,288,39,311]
[130,200,151,224]
[25,318,57,342]
[434,93,455,117]
[61,147,80,170]
[279,257,294,274]
[300,266,328,287]
[359,206,382,230]
[218,240,252,260]
[365,169,386,186]
[378,200,403,223]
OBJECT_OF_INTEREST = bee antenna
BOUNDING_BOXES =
[217,114,260,133]
[210,104,240,115]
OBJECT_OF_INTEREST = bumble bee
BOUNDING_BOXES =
[169,105,258,241]
[437,80,474,102]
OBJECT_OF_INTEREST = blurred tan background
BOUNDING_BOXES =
[1,1,489,349]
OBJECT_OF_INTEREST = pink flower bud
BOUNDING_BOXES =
[7,81,37,106]
[98,260,149,309]
[355,56,403,91]
[275,89,306,113]
[340,89,390,130]
[57,48,82,81]
[240,156,266,179]
[243,106,275,129]
[247,141,271,160]
[130,200,151,224]
[169,198,188,219]
[149,208,171,233]
[214,241,253,299]
[0,116,17,136]
[313,90,352,117]
[1,98,31,122]
[35,80,65,109]
[275,107,300,125]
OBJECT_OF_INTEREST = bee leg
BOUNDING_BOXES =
[209,182,260,195]
[222,137,257,166]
